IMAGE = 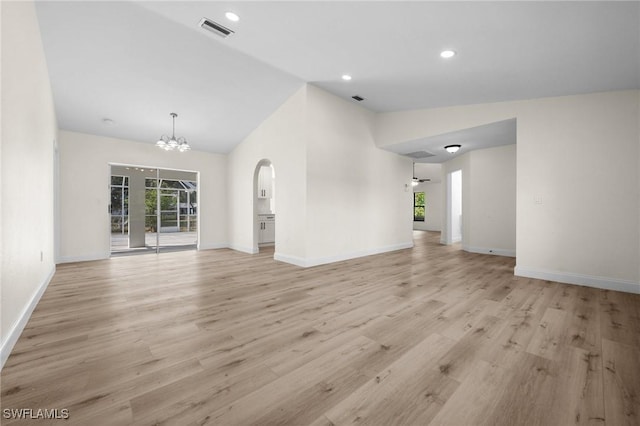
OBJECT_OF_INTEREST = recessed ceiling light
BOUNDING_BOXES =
[225,12,239,22]
[341,74,352,81]
[440,50,456,59]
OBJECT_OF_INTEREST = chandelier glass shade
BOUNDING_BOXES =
[156,113,190,152]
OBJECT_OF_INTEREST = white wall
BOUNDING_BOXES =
[465,145,517,256]
[450,170,463,243]
[413,163,442,232]
[441,153,472,246]
[413,182,442,232]
[58,131,228,262]
[228,85,308,257]
[1,0,58,367]
[377,90,640,293]
[441,145,517,252]
[228,84,413,267]
[304,85,413,265]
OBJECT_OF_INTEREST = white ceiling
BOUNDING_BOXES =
[385,118,517,163]
[35,1,640,154]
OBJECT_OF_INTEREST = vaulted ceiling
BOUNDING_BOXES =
[35,1,640,153]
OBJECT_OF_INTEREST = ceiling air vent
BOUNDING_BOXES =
[406,151,435,159]
[352,95,365,102]
[199,18,234,38]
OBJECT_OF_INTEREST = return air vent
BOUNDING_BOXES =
[199,18,234,38]
[352,95,365,102]
[405,151,435,159]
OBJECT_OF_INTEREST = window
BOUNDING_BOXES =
[414,192,425,221]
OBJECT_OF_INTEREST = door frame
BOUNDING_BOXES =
[252,159,274,253]
[108,162,200,255]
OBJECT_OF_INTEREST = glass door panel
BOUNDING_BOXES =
[110,165,197,256]
[110,174,129,253]
[157,169,198,252]
[144,180,159,252]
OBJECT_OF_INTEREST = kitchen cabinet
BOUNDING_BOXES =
[258,166,273,199]
[258,215,275,244]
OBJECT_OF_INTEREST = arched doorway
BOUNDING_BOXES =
[253,160,276,253]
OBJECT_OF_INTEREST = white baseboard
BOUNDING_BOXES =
[273,252,307,267]
[1,266,56,370]
[228,244,259,255]
[463,245,516,257]
[514,266,640,294]
[413,225,441,232]
[275,242,414,268]
[57,252,109,264]
[198,242,229,250]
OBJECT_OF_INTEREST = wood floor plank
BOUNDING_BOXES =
[602,338,640,425]
[525,307,569,360]
[599,290,640,348]
[324,333,458,425]
[428,359,512,426]
[551,346,605,425]
[1,231,638,425]
[203,336,379,425]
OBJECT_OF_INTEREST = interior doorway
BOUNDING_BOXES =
[446,169,462,244]
[109,164,198,256]
[253,160,276,253]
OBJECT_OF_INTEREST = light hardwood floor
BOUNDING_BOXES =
[2,231,639,425]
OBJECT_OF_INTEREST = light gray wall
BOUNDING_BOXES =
[58,130,228,262]
[1,0,58,367]
[413,182,442,232]
[377,90,640,292]
[227,85,308,257]
[466,145,517,256]
[441,152,472,246]
[305,85,412,264]
[227,84,413,267]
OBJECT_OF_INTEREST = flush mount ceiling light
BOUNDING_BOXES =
[225,12,240,22]
[445,144,461,153]
[156,113,191,152]
[440,50,456,59]
[341,74,352,81]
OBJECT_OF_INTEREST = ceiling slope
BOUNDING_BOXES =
[35,1,640,153]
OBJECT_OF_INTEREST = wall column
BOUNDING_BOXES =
[128,173,146,248]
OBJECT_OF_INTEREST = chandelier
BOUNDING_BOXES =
[156,113,190,152]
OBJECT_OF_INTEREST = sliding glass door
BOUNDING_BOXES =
[110,165,198,255]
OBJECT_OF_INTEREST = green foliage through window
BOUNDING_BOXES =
[414,192,425,221]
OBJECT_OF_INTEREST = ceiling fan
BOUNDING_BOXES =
[412,163,431,186]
